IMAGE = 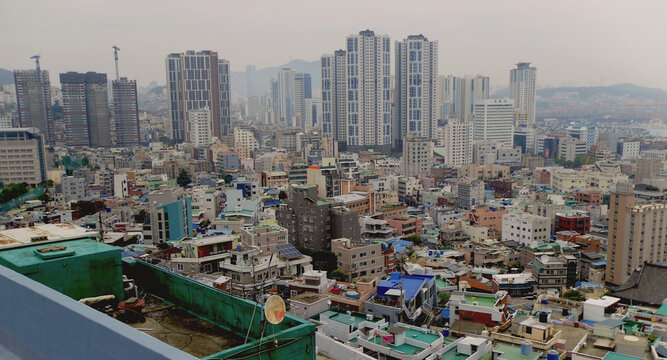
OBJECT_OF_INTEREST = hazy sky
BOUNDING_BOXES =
[2,0,666,91]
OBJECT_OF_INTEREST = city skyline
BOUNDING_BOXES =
[2,0,666,90]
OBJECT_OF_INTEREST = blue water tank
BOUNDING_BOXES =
[541,299,548,304]
[521,341,533,356]
[442,329,449,337]
[237,245,243,251]
[546,349,559,360]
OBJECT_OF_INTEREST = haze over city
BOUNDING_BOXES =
[1,1,667,360]
[2,0,667,89]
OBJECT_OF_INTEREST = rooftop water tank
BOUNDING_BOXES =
[546,350,559,360]
[521,341,533,356]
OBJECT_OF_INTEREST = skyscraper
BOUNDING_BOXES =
[112,77,139,146]
[436,75,489,123]
[294,72,312,127]
[60,72,111,147]
[510,62,537,127]
[606,182,667,285]
[323,30,391,151]
[13,70,54,144]
[395,34,438,142]
[165,50,231,141]
[442,121,473,166]
[186,106,212,147]
[274,68,296,127]
[246,64,255,96]
[321,50,347,144]
[402,135,434,177]
[304,98,321,130]
[473,98,514,146]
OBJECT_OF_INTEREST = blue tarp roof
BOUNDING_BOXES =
[576,281,601,288]
[263,200,282,206]
[377,273,434,301]
[441,308,450,319]
[206,229,233,235]
[591,261,606,266]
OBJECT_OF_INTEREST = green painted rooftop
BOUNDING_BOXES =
[464,295,497,308]
[493,343,541,360]
[367,336,425,355]
[405,329,440,344]
[439,347,471,360]
[656,303,667,316]
[603,353,647,360]
[0,238,116,267]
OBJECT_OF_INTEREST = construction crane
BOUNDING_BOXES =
[112,45,120,81]
[30,54,51,143]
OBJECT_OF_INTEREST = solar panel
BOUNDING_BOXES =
[275,244,303,259]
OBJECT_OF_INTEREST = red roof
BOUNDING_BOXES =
[452,276,493,293]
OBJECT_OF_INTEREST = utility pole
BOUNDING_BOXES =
[112,45,120,81]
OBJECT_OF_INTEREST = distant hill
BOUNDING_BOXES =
[0,68,14,85]
[493,83,664,101]
[231,59,321,96]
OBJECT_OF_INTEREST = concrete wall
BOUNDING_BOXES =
[315,331,375,360]
[0,264,195,360]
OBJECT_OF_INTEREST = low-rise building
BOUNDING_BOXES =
[491,273,537,297]
[502,212,550,248]
[386,216,423,238]
[171,234,238,275]
[365,273,438,324]
[555,210,591,235]
[448,290,509,327]
[332,238,384,280]
[240,224,288,253]
[531,254,578,290]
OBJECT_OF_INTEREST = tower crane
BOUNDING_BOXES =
[112,45,120,81]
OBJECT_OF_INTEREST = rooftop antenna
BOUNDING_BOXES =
[112,45,120,81]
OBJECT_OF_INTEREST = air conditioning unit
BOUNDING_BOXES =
[366,314,373,321]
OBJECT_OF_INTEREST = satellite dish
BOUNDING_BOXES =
[264,295,286,325]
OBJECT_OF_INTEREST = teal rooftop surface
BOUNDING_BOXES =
[0,238,115,267]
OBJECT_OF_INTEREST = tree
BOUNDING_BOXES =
[438,292,451,305]
[279,191,288,200]
[176,169,192,188]
[223,174,233,184]
[330,269,346,282]
[562,289,585,301]
[36,193,50,203]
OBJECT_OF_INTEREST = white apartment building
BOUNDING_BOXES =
[617,140,640,160]
[320,50,347,143]
[233,127,258,150]
[402,136,433,177]
[437,75,490,123]
[62,176,87,202]
[559,137,587,162]
[473,99,514,146]
[343,30,392,151]
[0,113,12,129]
[510,62,537,127]
[191,186,221,221]
[502,212,550,247]
[442,121,472,166]
[186,107,213,147]
[395,34,438,141]
[0,128,46,185]
[113,173,129,199]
